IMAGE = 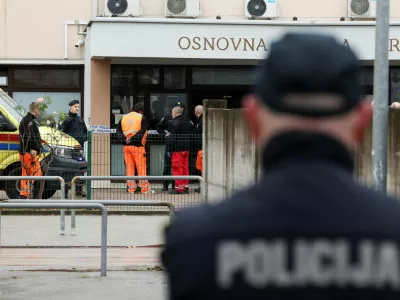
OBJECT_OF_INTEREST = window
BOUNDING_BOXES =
[0,112,15,132]
[192,68,257,85]
[111,67,138,127]
[13,69,79,88]
[0,70,8,86]
[391,69,400,104]
[137,67,159,85]
[164,68,185,89]
[360,68,374,86]
[149,93,188,129]
[13,92,81,122]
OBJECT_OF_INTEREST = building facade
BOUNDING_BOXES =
[2,0,400,176]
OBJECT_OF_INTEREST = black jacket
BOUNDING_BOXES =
[116,114,148,147]
[19,112,42,154]
[162,132,400,299]
[58,112,88,147]
[193,114,203,151]
[194,114,203,135]
[166,114,193,153]
[156,114,173,135]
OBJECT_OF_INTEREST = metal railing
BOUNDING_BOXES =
[0,202,108,276]
[69,175,203,231]
[7,199,176,236]
[0,176,68,235]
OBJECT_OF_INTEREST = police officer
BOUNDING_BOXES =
[19,101,43,199]
[58,100,88,147]
[157,102,186,191]
[161,33,400,299]
[58,100,88,197]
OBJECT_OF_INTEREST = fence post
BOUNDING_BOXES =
[87,130,92,200]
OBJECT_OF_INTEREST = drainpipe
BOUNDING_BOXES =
[64,21,89,60]
[92,0,98,19]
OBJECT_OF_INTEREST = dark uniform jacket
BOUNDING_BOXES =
[162,132,400,299]
[193,114,203,152]
[156,114,173,135]
[58,112,88,147]
[166,114,193,153]
[116,114,148,147]
[19,112,42,155]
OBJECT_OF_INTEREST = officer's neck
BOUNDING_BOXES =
[262,131,354,172]
[68,111,77,117]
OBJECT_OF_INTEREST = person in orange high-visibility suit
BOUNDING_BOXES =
[116,103,154,194]
[196,150,202,174]
[18,101,43,199]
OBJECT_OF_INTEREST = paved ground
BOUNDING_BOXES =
[0,271,167,300]
[0,248,162,271]
[0,202,176,299]
[0,215,169,247]
[0,244,166,299]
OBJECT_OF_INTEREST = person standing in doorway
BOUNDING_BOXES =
[117,103,155,194]
[157,102,186,191]
[18,102,43,199]
[193,105,203,193]
[167,106,193,194]
[58,100,88,197]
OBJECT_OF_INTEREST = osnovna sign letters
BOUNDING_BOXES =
[178,37,268,52]
[178,36,400,53]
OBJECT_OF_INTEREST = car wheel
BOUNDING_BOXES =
[5,167,56,199]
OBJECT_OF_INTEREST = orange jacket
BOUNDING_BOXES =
[120,112,148,146]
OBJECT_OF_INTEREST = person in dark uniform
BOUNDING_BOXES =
[166,106,194,194]
[58,100,88,147]
[193,105,203,193]
[157,102,186,191]
[18,101,43,199]
[58,100,88,197]
[161,33,400,299]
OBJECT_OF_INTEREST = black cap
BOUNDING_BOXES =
[175,102,185,109]
[69,100,79,106]
[253,32,363,117]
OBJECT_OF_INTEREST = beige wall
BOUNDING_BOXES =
[98,0,400,19]
[0,0,91,60]
[1,0,400,61]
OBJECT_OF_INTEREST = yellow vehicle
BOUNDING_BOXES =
[0,89,87,199]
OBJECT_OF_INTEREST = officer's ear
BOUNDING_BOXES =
[353,98,373,143]
[242,94,263,143]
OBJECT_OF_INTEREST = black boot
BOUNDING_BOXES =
[162,182,169,191]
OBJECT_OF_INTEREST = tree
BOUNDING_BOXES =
[14,94,69,127]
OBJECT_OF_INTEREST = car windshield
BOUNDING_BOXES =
[0,89,24,122]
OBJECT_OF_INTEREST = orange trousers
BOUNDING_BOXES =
[19,153,42,197]
[196,150,203,175]
[123,146,150,193]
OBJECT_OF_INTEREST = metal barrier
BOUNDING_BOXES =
[0,202,108,276]
[0,176,67,235]
[70,175,203,231]
[7,199,176,236]
[71,175,205,202]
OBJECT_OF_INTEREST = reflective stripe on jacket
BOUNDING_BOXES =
[121,112,142,139]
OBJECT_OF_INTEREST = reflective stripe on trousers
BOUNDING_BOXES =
[123,145,150,193]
